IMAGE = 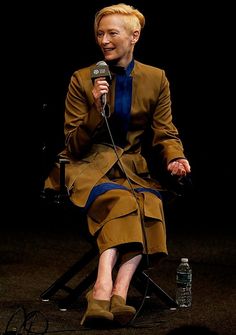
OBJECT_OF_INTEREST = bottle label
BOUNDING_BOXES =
[176,272,192,285]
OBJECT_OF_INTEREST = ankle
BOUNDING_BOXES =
[112,285,128,301]
[93,283,113,301]
[112,293,127,302]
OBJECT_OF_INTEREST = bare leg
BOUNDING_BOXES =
[93,247,118,300]
[112,254,142,300]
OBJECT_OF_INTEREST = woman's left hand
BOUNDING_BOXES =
[167,159,191,176]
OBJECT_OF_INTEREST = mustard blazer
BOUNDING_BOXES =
[45,60,186,207]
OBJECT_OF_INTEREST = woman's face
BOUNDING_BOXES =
[97,14,138,67]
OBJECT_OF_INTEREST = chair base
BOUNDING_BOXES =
[40,244,177,310]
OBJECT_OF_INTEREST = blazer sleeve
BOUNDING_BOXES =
[151,70,186,165]
[64,69,105,157]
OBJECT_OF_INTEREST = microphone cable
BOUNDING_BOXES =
[101,103,152,326]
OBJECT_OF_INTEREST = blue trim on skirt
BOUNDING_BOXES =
[84,182,162,211]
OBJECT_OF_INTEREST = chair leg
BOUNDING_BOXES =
[40,246,97,302]
[132,270,178,308]
[58,266,98,311]
[41,245,177,311]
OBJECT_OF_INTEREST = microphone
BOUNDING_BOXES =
[91,61,112,106]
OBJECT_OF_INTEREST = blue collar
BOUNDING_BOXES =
[109,59,134,76]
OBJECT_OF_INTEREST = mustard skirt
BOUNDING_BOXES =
[86,176,167,258]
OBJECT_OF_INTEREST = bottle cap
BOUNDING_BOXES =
[181,258,188,262]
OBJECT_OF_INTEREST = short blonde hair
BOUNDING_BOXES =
[94,3,145,37]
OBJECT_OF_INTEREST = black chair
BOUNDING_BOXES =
[39,156,192,312]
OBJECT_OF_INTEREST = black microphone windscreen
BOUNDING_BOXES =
[91,61,112,82]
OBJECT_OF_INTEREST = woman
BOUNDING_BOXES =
[45,3,191,327]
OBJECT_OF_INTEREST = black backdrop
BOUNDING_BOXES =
[5,0,234,232]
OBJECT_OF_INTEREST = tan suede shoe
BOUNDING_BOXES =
[110,294,136,326]
[80,290,114,327]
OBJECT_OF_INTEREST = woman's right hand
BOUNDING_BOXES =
[92,77,109,112]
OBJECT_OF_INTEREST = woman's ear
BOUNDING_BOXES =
[131,30,140,44]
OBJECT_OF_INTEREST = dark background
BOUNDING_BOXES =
[5,0,234,232]
[2,4,235,334]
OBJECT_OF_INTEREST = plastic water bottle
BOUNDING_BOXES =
[176,257,192,307]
